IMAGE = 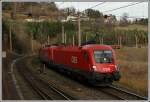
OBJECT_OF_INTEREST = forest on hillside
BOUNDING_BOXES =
[2,2,148,53]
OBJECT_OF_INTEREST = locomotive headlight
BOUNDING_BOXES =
[92,65,97,71]
[115,65,120,71]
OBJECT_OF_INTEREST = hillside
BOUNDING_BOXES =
[2,2,60,20]
[2,2,148,53]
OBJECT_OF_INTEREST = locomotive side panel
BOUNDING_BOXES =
[52,48,92,72]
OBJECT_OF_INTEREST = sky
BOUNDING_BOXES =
[55,2,148,21]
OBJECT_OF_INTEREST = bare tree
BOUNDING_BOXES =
[120,12,129,26]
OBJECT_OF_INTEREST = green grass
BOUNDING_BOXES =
[115,47,148,96]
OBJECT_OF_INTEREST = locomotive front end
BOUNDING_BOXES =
[91,47,121,83]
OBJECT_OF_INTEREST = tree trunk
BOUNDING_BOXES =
[9,25,12,52]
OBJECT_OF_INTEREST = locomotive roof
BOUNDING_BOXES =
[82,44,113,50]
[42,44,113,51]
[57,44,112,50]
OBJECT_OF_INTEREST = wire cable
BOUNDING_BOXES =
[81,2,106,13]
[88,2,106,9]
[102,2,143,13]
[59,2,64,6]
[115,15,147,19]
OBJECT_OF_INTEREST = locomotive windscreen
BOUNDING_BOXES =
[94,50,112,63]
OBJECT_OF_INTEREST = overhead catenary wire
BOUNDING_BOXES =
[59,2,64,6]
[80,2,147,19]
[81,2,146,19]
[101,2,147,19]
[88,2,106,10]
[81,2,106,13]
[102,2,143,13]
[58,2,147,19]
[115,15,147,19]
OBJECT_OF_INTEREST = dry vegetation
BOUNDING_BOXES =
[115,47,148,96]
[115,24,148,31]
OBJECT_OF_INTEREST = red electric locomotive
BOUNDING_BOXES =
[39,44,121,84]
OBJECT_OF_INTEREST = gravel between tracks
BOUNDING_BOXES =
[2,53,20,100]
[14,60,42,100]
[26,56,121,100]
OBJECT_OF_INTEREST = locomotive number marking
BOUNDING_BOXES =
[103,67,110,72]
[71,56,78,64]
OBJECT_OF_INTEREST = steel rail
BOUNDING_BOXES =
[97,84,147,100]
[17,62,53,100]
[33,71,76,100]
[47,82,76,100]
[108,84,148,100]
[97,87,126,100]
[16,55,76,100]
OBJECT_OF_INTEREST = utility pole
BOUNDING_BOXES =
[62,24,64,43]
[48,35,50,44]
[85,34,87,42]
[72,35,75,46]
[135,35,138,48]
[9,24,12,52]
[119,36,122,47]
[118,37,119,45]
[12,3,17,19]
[101,37,103,44]
[31,4,33,16]
[64,32,67,44]
[31,33,33,53]
[30,4,33,53]
[78,14,81,46]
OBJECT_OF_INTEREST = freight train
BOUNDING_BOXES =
[39,44,121,85]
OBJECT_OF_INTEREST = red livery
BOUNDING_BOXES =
[39,44,121,84]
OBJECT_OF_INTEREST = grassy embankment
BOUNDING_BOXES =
[115,24,148,31]
[115,47,148,96]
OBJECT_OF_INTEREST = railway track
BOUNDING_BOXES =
[16,56,76,100]
[97,84,148,100]
[14,55,148,100]
[34,71,76,100]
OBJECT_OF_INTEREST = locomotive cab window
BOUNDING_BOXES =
[94,50,112,63]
